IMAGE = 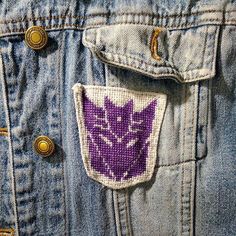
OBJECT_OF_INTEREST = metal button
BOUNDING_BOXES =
[33,136,55,157]
[25,26,48,50]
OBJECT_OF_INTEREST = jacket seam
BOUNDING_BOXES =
[0,9,236,25]
[94,50,213,82]
[180,84,187,235]
[158,159,195,168]
[57,31,67,236]
[0,19,235,37]
[0,51,20,235]
[96,50,212,74]
[125,189,132,236]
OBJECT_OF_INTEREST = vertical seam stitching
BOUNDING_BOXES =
[189,84,197,236]
[205,76,210,157]
[189,163,193,236]
[124,191,129,236]
[111,189,119,236]
[57,31,67,236]
[125,189,132,236]
[116,191,122,236]
[182,161,185,236]
[113,191,122,236]
[180,84,187,235]
[201,26,209,70]
[211,26,220,74]
[0,50,19,235]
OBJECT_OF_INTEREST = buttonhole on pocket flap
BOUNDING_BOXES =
[150,28,163,61]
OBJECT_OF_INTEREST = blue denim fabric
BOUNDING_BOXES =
[0,1,235,235]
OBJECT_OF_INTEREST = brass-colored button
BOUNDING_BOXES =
[25,26,48,50]
[33,136,55,157]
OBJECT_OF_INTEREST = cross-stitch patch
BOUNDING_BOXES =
[72,83,167,189]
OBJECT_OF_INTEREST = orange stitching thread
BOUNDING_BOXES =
[150,28,162,61]
[0,228,14,235]
[0,127,8,136]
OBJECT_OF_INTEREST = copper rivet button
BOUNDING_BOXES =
[25,26,48,50]
[33,136,55,157]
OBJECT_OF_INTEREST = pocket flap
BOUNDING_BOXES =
[83,24,219,83]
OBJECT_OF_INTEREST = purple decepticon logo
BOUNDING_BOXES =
[82,92,157,181]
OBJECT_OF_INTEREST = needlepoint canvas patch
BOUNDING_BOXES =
[72,83,167,189]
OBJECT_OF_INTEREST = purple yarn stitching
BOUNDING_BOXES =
[83,92,157,181]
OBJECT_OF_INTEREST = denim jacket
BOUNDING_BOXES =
[0,0,235,235]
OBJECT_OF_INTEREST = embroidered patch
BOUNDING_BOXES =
[72,83,167,189]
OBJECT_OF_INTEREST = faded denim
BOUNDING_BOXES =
[0,0,235,236]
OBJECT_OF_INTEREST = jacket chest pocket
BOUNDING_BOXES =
[73,23,219,189]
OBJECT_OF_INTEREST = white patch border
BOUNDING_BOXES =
[72,83,167,189]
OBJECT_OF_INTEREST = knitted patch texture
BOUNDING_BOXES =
[72,83,167,189]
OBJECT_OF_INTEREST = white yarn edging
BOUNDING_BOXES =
[72,83,167,189]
